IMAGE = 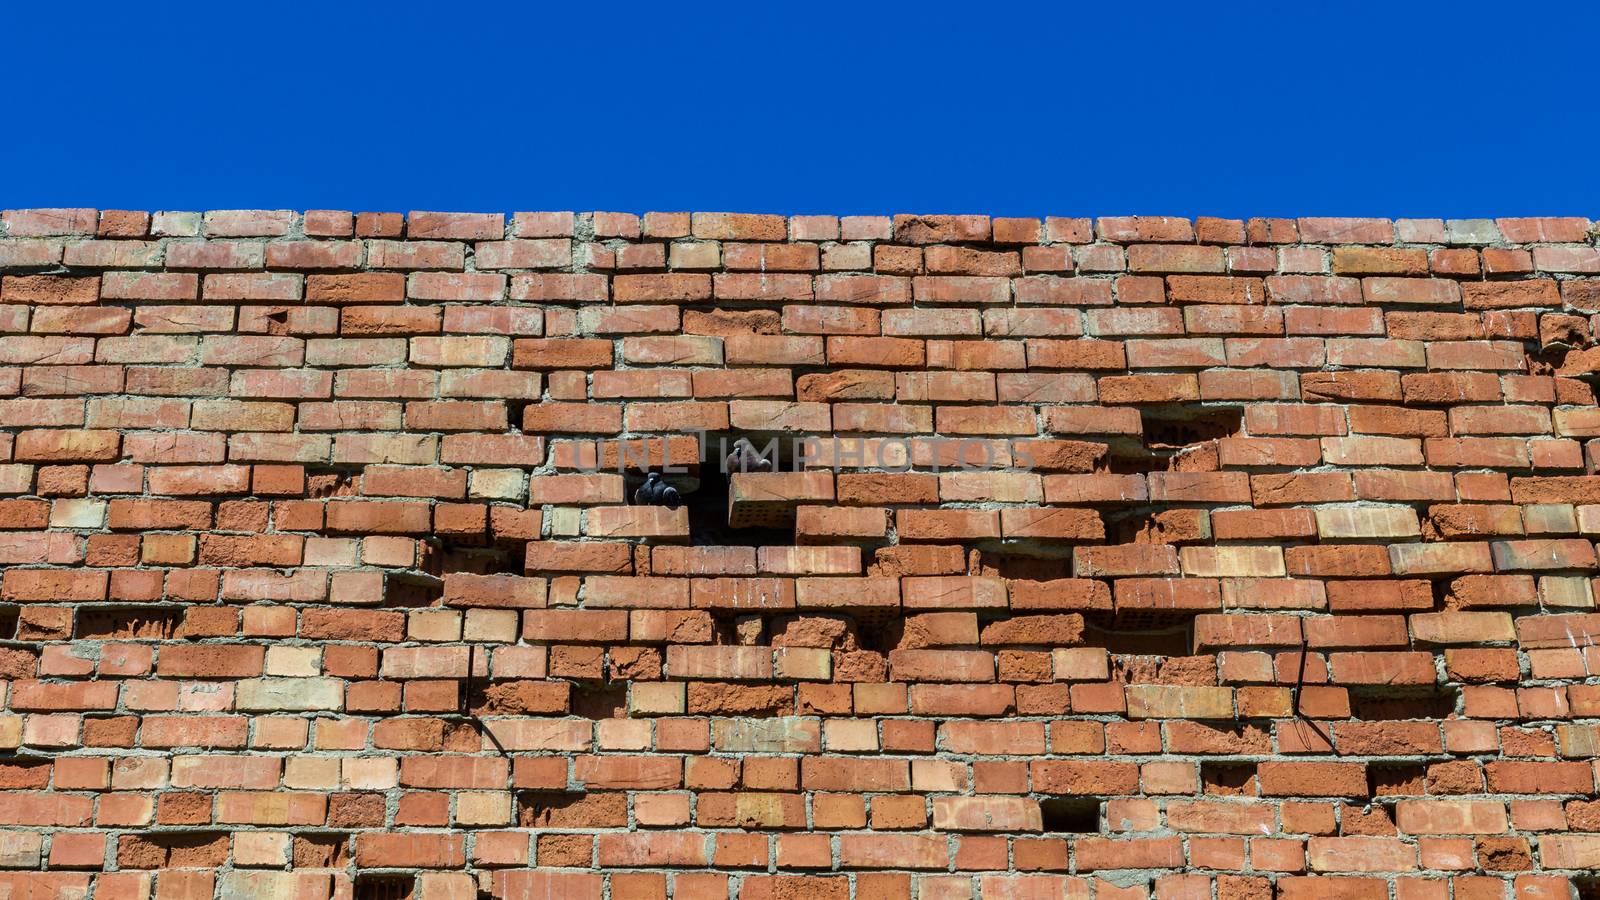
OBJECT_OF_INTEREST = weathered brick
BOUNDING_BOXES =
[0,204,1590,886]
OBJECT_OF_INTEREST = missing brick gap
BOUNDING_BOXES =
[849,613,896,654]
[1109,405,1242,473]
[1140,406,1243,449]
[504,398,534,429]
[570,683,627,720]
[1200,762,1258,797]
[74,608,179,641]
[1084,615,1194,655]
[666,430,797,548]
[353,874,413,900]
[383,574,442,609]
[1348,686,1460,721]
[489,551,525,575]
[1574,877,1600,900]
[1040,798,1100,834]
[973,552,1072,581]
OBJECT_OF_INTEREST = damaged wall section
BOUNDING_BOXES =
[0,208,1594,898]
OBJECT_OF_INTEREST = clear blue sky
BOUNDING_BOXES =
[4,1,1596,218]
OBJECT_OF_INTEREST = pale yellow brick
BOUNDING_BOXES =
[774,647,831,680]
[1126,685,1234,719]
[712,717,821,753]
[598,719,651,751]
[1053,647,1111,681]
[283,757,339,790]
[303,537,358,566]
[1540,576,1595,608]
[233,832,290,867]
[455,791,513,826]
[408,609,463,642]
[0,465,35,494]
[630,682,685,716]
[418,874,479,900]
[0,716,22,750]
[236,677,343,712]
[669,241,721,270]
[1315,505,1421,539]
[1409,612,1516,645]
[1180,545,1285,578]
[343,757,398,790]
[49,498,105,529]
[912,758,971,793]
[464,608,520,642]
[470,468,525,500]
[0,832,42,868]
[546,507,581,536]
[824,718,879,752]
[264,646,320,677]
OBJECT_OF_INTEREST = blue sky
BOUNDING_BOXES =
[4,1,1596,218]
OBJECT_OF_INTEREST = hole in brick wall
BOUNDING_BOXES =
[428,547,502,573]
[1109,406,1242,474]
[852,614,898,654]
[418,541,443,577]
[438,549,505,577]
[1107,509,1214,545]
[1427,578,1452,609]
[75,608,180,640]
[1140,406,1243,450]
[0,607,18,641]
[1575,877,1600,900]
[1106,513,1148,545]
[571,684,627,719]
[1084,616,1194,655]
[682,432,797,548]
[353,874,414,900]
[384,575,442,609]
[1039,798,1100,834]
[489,551,525,575]
[1368,764,1426,797]
[505,399,534,428]
[1201,763,1258,796]
[1106,453,1168,475]
[974,553,1072,581]
[1348,687,1459,721]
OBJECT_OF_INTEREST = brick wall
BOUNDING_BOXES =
[0,208,1597,899]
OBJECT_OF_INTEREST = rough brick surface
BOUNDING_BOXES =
[0,208,1597,897]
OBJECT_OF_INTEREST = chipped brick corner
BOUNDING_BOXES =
[0,208,1597,898]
